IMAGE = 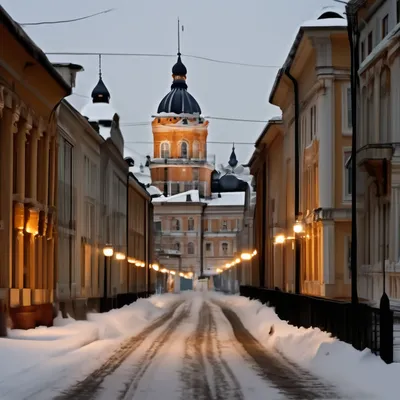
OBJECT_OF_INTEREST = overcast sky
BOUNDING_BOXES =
[3,0,341,167]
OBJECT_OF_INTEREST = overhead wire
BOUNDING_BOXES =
[19,8,115,26]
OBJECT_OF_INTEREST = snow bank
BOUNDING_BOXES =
[214,293,400,400]
[0,293,179,382]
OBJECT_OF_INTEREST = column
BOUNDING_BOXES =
[322,220,335,285]
[0,95,19,289]
[317,78,334,208]
[29,127,40,200]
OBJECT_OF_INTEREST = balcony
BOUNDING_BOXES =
[356,144,394,171]
[152,181,208,197]
[150,154,216,168]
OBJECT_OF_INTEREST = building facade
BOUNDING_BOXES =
[349,0,400,305]
[252,7,353,298]
[0,6,71,329]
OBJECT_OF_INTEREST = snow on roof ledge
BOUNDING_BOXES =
[152,112,201,118]
[152,189,200,203]
[301,18,347,28]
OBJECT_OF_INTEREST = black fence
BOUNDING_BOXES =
[240,285,394,364]
[100,291,155,313]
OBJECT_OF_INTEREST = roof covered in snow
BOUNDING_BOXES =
[81,102,116,123]
[130,164,152,186]
[152,190,201,204]
[205,192,245,207]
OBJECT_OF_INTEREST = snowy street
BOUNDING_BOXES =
[54,295,341,400]
[1,292,399,399]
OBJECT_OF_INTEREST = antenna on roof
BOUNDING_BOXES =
[177,17,184,55]
[98,54,102,79]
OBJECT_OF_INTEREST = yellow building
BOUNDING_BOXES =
[150,53,215,197]
[252,7,353,298]
[0,6,70,329]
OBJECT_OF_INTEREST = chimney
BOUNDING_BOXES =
[186,194,192,202]
[52,63,84,89]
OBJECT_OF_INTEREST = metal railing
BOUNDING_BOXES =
[151,154,216,167]
[240,285,394,364]
[152,181,208,197]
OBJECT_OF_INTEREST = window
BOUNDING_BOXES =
[344,150,352,200]
[188,242,194,255]
[342,84,352,133]
[361,41,365,61]
[310,105,317,140]
[174,242,180,252]
[173,219,180,231]
[192,141,199,158]
[221,242,228,256]
[380,68,391,143]
[367,32,373,54]
[188,217,194,231]
[180,141,188,158]
[367,82,374,142]
[192,168,199,181]
[206,243,212,252]
[161,142,170,158]
[382,15,388,39]
[221,220,228,231]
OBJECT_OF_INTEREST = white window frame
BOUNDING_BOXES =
[343,147,352,203]
[160,141,170,159]
[180,140,189,159]
[172,218,181,231]
[187,242,195,255]
[221,220,228,231]
[344,235,352,284]
[341,83,352,135]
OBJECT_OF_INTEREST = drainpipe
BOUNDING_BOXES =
[126,175,130,298]
[260,160,267,287]
[346,3,360,306]
[285,69,301,295]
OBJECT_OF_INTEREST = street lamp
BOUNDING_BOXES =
[103,244,114,311]
[293,221,304,234]
[115,252,126,260]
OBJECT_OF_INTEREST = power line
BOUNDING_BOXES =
[45,51,280,69]
[124,140,255,145]
[19,8,115,26]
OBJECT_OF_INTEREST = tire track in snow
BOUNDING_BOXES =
[118,301,192,400]
[180,301,244,400]
[219,304,347,400]
[54,300,184,400]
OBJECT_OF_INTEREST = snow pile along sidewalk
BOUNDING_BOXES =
[213,293,400,400]
[0,293,179,382]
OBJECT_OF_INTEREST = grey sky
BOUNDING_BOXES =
[4,0,340,167]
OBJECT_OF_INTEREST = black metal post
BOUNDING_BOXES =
[103,255,108,312]
[285,69,300,294]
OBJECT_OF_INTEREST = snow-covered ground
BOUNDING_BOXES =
[0,291,399,399]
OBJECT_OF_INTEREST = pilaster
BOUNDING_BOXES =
[317,78,334,208]
[322,220,335,284]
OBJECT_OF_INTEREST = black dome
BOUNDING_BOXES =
[172,54,187,76]
[157,54,201,115]
[91,77,110,103]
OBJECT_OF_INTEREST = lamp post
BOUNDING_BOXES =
[103,244,114,312]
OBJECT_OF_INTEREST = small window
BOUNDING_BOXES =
[173,219,180,231]
[344,150,352,200]
[188,217,194,231]
[222,242,228,256]
[188,242,194,255]
[360,41,365,61]
[175,242,181,251]
[382,15,388,39]
[206,243,212,252]
[221,220,228,231]
[180,141,188,158]
[347,87,352,130]
[161,142,170,158]
[367,32,373,54]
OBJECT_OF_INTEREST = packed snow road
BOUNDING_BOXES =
[55,295,348,400]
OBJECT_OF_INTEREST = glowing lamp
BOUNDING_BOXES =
[240,253,252,261]
[293,221,304,234]
[127,257,135,264]
[103,245,114,257]
[115,252,126,260]
[170,270,176,275]
[152,264,160,271]
[274,235,286,244]
[235,258,241,264]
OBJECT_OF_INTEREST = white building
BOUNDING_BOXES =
[351,0,400,306]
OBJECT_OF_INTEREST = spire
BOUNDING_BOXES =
[228,143,238,169]
[91,54,111,104]
[172,18,187,79]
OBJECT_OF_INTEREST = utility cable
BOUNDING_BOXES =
[19,9,115,26]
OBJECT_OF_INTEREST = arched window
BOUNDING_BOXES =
[180,141,188,158]
[188,242,194,255]
[161,142,170,158]
[221,242,228,256]
[380,68,390,143]
[192,141,200,158]
[188,217,194,231]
